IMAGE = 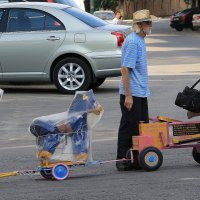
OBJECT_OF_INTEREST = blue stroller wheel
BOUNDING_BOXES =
[52,164,69,180]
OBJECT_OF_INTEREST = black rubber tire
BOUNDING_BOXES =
[126,149,142,170]
[138,147,163,171]
[175,27,183,31]
[191,26,199,31]
[40,168,53,179]
[53,57,92,94]
[192,147,200,164]
[92,78,106,89]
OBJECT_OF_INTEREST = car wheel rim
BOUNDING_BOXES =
[144,152,159,167]
[58,63,85,91]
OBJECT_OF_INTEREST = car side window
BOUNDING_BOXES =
[0,10,3,20]
[7,9,33,32]
[6,8,65,32]
[45,14,65,31]
[0,9,4,32]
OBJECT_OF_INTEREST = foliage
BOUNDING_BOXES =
[94,0,119,11]
[184,0,190,4]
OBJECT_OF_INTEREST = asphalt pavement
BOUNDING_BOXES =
[0,19,200,200]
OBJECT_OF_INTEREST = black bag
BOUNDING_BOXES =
[175,79,200,113]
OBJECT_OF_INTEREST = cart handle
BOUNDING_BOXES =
[159,132,168,147]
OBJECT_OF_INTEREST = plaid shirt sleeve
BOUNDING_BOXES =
[121,42,138,70]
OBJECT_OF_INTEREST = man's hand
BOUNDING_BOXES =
[121,67,132,111]
[124,95,133,111]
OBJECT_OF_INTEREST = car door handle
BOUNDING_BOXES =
[46,36,60,41]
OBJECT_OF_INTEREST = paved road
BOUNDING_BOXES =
[0,20,200,200]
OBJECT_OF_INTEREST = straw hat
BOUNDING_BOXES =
[133,9,154,24]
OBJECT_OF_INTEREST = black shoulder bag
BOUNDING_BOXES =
[175,79,200,113]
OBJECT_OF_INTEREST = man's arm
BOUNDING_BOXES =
[121,67,133,111]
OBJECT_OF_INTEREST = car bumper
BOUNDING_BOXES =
[86,50,121,78]
[192,20,200,28]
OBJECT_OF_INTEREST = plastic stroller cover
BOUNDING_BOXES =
[29,90,103,163]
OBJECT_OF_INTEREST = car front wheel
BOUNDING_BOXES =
[92,77,106,89]
[175,27,183,31]
[53,57,92,94]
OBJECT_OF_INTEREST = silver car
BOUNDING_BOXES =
[0,2,131,93]
[0,0,8,4]
[93,11,115,21]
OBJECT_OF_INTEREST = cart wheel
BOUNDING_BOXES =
[138,147,163,171]
[126,149,142,170]
[40,168,53,179]
[52,164,69,181]
[192,147,200,164]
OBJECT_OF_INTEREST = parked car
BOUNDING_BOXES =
[93,11,115,22]
[192,14,200,29]
[8,0,83,10]
[0,2,131,94]
[0,0,8,4]
[170,8,200,31]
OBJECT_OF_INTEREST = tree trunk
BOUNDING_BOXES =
[161,0,164,9]
[124,0,131,18]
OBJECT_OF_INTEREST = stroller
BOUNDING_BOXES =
[0,90,104,181]
[30,90,103,164]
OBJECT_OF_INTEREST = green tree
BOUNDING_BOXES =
[94,0,119,11]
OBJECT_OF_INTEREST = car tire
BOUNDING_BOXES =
[191,26,199,31]
[92,77,106,89]
[53,57,92,94]
[175,27,183,31]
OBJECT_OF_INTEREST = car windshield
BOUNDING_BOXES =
[55,0,79,8]
[176,9,193,15]
[63,7,107,28]
[94,12,115,20]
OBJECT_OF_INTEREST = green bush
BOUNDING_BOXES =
[94,0,118,11]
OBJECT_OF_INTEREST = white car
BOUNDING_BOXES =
[192,14,200,29]
[93,11,115,23]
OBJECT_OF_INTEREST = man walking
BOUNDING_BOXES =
[116,10,153,171]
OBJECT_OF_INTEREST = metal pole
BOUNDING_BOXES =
[90,0,94,14]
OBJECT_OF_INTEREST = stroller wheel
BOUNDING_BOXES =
[52,163,69,181]
[40,168,53,179]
